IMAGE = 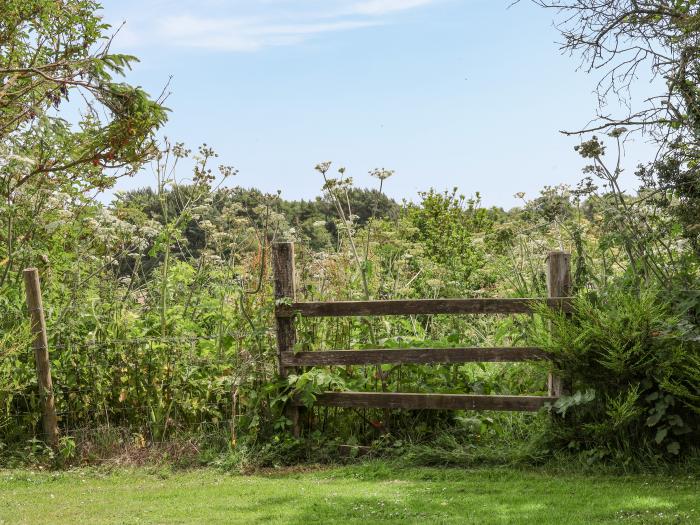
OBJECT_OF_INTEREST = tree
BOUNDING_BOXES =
[534,0,700,255]
[534,1,699,137]
[408,188,491,287]
[1,0,168,195]
[1,0,168,285]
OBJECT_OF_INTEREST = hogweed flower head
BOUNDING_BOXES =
[315,161,332,175]
[369,168,394,181]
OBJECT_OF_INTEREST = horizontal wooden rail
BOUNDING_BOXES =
[281,347,549,367]
[275,297,573,318]
[296,392,556,411]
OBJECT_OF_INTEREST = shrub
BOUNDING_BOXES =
[531,288,700,462]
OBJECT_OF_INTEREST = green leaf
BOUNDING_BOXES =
[554,389,595,416]
[654,427,668,444]
[646,410,664,427]
[666,414,684,427]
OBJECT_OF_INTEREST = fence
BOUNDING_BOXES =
[272,242,573,435]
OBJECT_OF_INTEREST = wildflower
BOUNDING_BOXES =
[315,161,332,175]
[369,168,394,180]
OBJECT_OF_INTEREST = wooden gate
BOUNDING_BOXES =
[272,242,572,429]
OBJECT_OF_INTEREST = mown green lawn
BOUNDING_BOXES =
[0,462,697,524]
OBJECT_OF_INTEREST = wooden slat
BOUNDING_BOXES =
[297,392,556,411]
[275,297,572,318]
[281,347,549,367]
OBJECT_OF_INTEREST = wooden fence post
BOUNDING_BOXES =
[272,242,300,436]
[546,251,571,397]
[23,268,59,449]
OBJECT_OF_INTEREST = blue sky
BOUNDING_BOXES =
[101,0,655,208]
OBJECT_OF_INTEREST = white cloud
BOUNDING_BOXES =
[106,0,442,52]
[157,14,379,51]
[349,0,439,16]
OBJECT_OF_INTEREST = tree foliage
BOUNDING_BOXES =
[1,0,168,195]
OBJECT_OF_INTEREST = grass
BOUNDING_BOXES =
[0,462,698,524]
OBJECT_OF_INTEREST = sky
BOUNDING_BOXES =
[100,0,657,208]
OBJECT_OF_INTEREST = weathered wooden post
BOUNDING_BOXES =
[23,268,59,449]
[272,242,300,436]
[546,251,571,397]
